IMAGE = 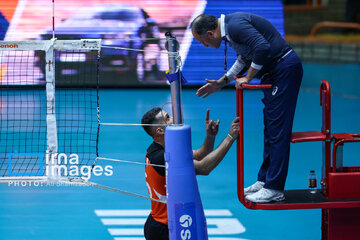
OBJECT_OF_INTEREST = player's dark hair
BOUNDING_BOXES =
[141,107,162,137]
[190,14,218,36]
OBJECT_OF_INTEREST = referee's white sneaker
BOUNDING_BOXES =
[245,188,285,203]
[244,181,265,196]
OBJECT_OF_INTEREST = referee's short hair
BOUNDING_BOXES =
[190,14,218,36]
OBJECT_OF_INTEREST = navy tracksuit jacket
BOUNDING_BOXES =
[223,12,303,190]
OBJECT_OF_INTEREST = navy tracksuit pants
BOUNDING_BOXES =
[257,51,303,191]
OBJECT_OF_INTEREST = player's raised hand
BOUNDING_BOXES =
[205,109,219,136]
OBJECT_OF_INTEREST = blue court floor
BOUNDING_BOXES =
[1,84,360,240]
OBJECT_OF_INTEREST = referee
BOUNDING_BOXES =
[191,12,303,203]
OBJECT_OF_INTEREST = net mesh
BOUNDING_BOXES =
[0,50,47,177]
[54,49,99,174]
[0,41,100,179]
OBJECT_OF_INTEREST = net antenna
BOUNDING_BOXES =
[52,0,55,39]
[0,39,101,185]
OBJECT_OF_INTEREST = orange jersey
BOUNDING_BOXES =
[145,142,167,225]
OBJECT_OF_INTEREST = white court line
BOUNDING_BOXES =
[114,238,249,240]
[207,219,245,234]
[96,209,248,239]
[101,218,146,225]
[114,237,145,240]
[210,239,249,240]
[95,209,232,217]
[95,210,150,217]
[105,218,244,235]
[205,209,232,216]
[108,228,143,235]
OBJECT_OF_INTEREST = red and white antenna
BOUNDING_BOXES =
[52,0,55,39]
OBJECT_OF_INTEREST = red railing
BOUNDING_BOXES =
[236,83,271,209]
[236,80,360,210]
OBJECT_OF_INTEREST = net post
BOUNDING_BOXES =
[164,33,208,239]
[165,32,183,124]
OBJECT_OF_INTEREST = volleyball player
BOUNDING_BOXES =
[141,107,239,240]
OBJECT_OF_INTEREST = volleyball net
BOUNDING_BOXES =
[0,37,183,198]
[0,38,179,186]
[0,39,101,183]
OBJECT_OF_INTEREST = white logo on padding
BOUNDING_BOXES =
[272,86,278,96]
[179,215,192,227]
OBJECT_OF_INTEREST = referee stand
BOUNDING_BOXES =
[236,79,360,240]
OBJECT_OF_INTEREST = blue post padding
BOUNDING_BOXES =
[165,125,208,240]
[165,71,188,85]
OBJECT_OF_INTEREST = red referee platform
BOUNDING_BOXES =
[236,79,360,240]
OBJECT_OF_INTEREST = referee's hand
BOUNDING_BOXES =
[196,79,221,98]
